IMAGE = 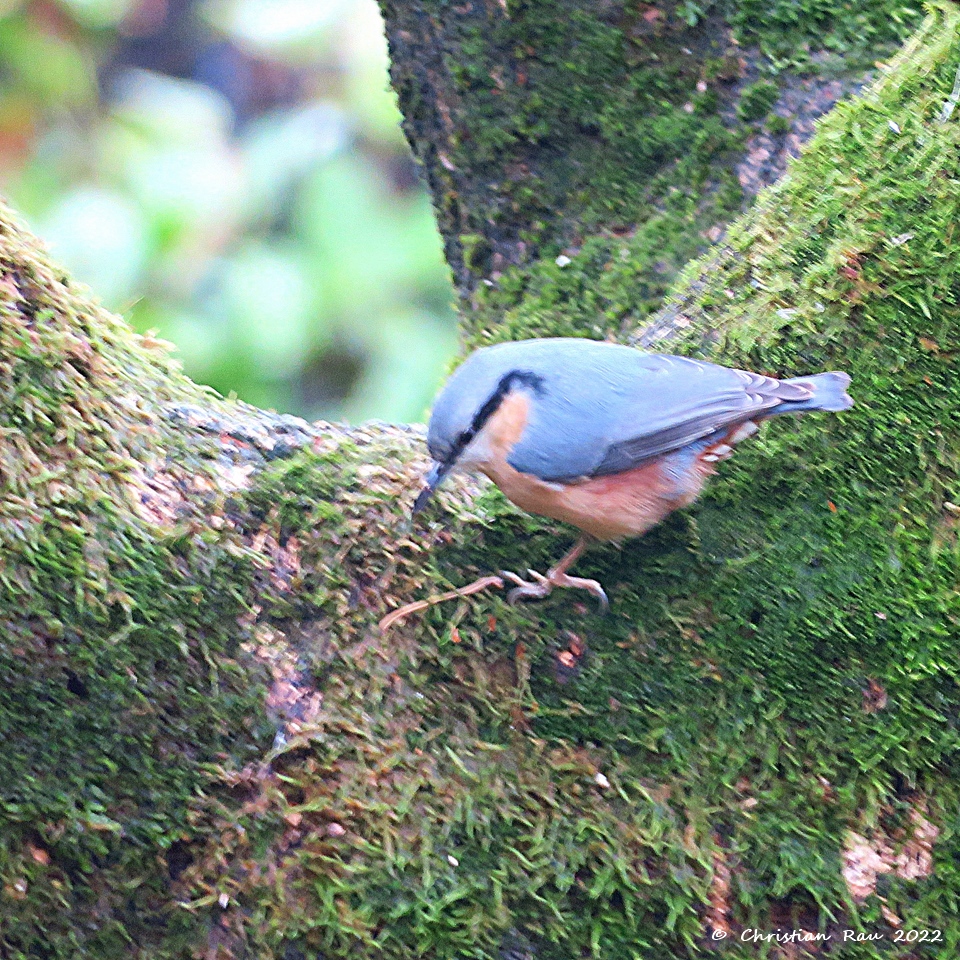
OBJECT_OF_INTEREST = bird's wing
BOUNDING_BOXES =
[505,349,803,482]
[586,378,780,476]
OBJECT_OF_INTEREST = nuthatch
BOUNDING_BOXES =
[414,338,852,609]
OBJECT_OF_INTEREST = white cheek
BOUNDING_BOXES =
[454,429,494,472]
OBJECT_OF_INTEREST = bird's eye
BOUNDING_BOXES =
[448,428,474,459]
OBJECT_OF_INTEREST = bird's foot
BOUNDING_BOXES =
[500,568,609,612]
[500,568,550,604]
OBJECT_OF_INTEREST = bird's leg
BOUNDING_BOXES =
[500,537,608,611]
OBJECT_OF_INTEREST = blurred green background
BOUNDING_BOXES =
[0,0,458,422]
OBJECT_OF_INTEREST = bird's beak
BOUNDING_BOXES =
[412,460,450,516]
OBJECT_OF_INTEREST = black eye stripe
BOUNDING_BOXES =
[444,369,544,465]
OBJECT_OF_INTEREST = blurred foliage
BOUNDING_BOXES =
[0,0,457,422]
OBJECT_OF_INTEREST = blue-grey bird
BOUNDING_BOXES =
[414,338,852,608]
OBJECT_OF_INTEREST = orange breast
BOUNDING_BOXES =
[484,456,709,540]
[474,390,723,541]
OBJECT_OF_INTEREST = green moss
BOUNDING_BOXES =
[4,3,960,958]
[765,112,791,135]
[0,208,274,957]
[463,177,742,346]
[446,2,745,250]
[172,8,960,957]
[383,0,920,299]
[737,80,781,122]
[427,0,919,338]
[724,0,922,70]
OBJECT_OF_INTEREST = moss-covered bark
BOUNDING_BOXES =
[379,0,920,314]
[3,3,960,959]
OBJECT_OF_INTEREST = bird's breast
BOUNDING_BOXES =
[484,456,701,540]
[471,392,740,540]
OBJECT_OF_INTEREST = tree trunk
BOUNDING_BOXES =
[3,3,960,958]
[379,0,918,315]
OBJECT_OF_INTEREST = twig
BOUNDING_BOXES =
[379,576,505,632]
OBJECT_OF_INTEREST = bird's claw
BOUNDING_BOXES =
[499,569,551,605]
[584,582,610,614]
[507,586,545,605]
[499,568,609,612]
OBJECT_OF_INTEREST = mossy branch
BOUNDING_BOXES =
[3,4,960,958]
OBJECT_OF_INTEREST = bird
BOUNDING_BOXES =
[413,338,852,610]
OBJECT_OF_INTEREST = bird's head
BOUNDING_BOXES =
[413,347,545,515]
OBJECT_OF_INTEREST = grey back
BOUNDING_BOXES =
[429,339,816,482]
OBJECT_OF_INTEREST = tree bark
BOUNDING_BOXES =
[3,3,960,958]
[379,0,916,313]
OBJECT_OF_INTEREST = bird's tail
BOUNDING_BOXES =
[775,371,853,414]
